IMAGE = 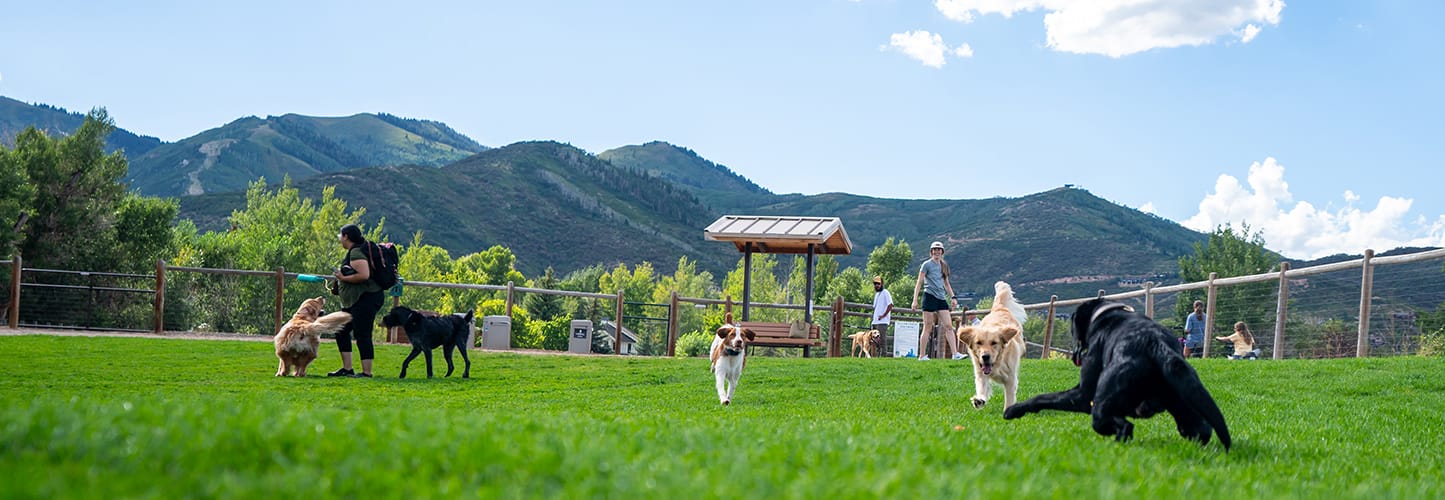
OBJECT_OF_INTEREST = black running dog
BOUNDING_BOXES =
[1003,299,1232,450]
[381,306,475,379]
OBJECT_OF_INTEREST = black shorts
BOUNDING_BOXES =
[922,294,950,312]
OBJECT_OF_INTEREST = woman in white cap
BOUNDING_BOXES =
[912,241,962,360]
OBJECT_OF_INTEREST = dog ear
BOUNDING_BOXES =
[1000,325,1020,343]
[1072,300,1100,344]
[957,325,975,345]
[405,310,425,327]
[742,328,755,342]
[463,310,475,322]
[715,325,732,338]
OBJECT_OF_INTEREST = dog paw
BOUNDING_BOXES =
[721,399,730,406]
[1003,405,1025,419]
[1115,421,1135,443]
[972,397,987,409]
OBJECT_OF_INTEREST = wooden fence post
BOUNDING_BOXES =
[614,290,625,352]
[1274,262,1290,360]
[666,291,679,357]
[1357,249,1375,358]
[830,296,844,358]
[8,254,20,328]
[505,281,515,317]
[1041,295,1057,359]
[154,259,166,334]
[1203,272,1217,358]
[274,267,285,335]
[1143,282,1155,319]
[724,295,733,324]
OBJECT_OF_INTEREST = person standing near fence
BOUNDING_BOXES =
[871,275,893,357]
[912,241,962,361]
[328,224,385,378]
[1183,300,1207,358]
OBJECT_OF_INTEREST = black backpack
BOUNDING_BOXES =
[363,241,400,290]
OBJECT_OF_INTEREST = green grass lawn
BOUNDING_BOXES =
[1,334,1442,498]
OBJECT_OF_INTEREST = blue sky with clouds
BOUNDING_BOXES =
[2,1,1442,259]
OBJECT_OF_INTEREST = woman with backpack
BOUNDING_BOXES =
[328,224,386,378]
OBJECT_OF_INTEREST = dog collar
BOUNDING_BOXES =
[1089,303,1133,325]
[1074,303,1133,367]
[724,347,743,356]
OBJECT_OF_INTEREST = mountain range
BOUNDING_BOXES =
[12,95,1436,307]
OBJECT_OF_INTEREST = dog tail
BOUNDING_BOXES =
[1161,353,1232,450]
[994,281,1028,325]
[305,311,353,337]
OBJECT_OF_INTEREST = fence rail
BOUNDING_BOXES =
[3,247,1443,359]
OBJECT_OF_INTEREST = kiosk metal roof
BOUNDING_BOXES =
[703,215,853,255]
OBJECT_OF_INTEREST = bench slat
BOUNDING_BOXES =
[737,321,822,346]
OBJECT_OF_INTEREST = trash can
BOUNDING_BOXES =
[568,319,593,354]
[481,315,511,350]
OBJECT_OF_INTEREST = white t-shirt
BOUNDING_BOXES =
[872,289,893,325]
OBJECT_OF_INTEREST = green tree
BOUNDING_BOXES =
[651,256,717,342]
[9,110,129,269]
[721,254,783,322]
[1176,223,1279,333]
[0,141,36,256]
[111,194,180,273]
[525,267,565,320]
[168,179,372,334]
[866,237,912,286]
[827,267,869,305]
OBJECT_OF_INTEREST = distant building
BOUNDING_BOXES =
[595,320,640,355]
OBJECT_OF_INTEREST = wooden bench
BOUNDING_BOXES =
[738,321,822,357]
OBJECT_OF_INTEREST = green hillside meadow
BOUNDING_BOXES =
[2,334,1441,498]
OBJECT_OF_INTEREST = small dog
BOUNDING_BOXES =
[710,324,755,405]
[956,281,1028,409]
[849,330,881,358]
[1003,298,1232,449]
[380,305,475,379]
[274,296,352,377]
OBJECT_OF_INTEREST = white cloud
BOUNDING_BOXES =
[1182,158,1445,259]
[934,0,1285,57]
[1139,202,1157,214]
[1239,24,1262,44]
[885,30,970,68]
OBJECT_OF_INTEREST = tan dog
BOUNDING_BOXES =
[849,330,881,358]
[274,296,352,377]
[956,281,1028,409]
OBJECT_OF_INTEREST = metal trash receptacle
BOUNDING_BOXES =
[481,315,511,350]
[568,320,593,354]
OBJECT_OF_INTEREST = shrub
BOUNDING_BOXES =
[675,331,712,357]
[1420,328,1445,357]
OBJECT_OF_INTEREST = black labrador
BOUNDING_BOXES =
[1003,299,1232,449]
[381,306,475,379]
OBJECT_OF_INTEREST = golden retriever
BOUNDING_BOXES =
[849,330,881,358]
[956,281,1028,409]
[274,296,352,377]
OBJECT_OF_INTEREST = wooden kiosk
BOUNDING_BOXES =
[703,215,853,356]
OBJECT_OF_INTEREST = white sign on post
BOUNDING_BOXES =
[894,321,920,358]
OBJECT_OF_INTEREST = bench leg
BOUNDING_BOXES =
[803,346,810,358]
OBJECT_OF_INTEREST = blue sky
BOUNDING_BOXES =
[2,1,1442,259]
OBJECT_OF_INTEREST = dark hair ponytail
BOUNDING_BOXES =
[340,224,366,245]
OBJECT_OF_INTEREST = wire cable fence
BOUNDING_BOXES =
[3,249,1444,358]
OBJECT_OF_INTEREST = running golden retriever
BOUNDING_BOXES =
[956,281,1028,409]
[273,296,352,377]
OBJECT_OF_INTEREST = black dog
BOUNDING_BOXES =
[1003,299,1232,449]
[381,306,475,379]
